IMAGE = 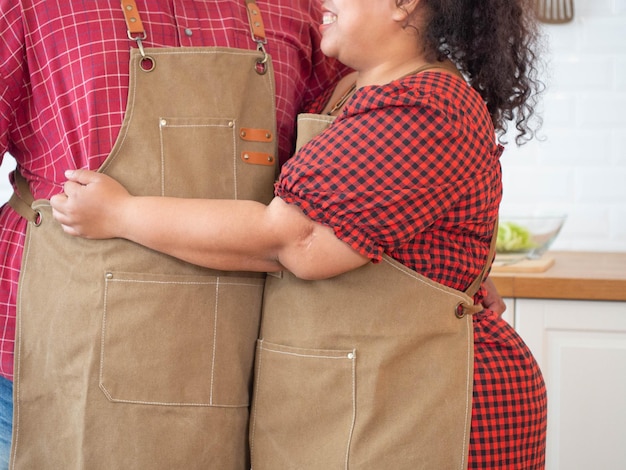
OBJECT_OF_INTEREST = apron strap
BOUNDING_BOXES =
[245,0,267,44]
[8,168,39,224]
[120,0,270,72]
[121,0,146,38]
[465,218,499,298]
[120,0,268,46]
[456,219,499,317]
[244,1,270,73]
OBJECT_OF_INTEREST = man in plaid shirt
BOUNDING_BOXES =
[0,1,345,467]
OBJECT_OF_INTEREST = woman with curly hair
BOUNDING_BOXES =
[52,0,547,467]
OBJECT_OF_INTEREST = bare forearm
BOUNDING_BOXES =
[117,196,284,273]
[51,170,370,279]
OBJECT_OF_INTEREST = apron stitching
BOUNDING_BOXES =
[382,257,471,304]
[344,348,357,470]
[250,339,264,463]
[460,315,472,470]
[259,349,351,360]
[232,121,238,199]
[106,278,262,287]
[298,115,336,126]
[10,224,33,468]
[210,279,220,406]
[159,118,166,195]
[91,396,245,407]
[99,277,110,397]
[143,49,264,58]
[99,54,139,174]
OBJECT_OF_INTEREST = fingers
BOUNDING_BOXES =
[60,180,77,199]
[58,223,80,237]
[64,168,100,185]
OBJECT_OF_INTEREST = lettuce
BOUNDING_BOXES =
[496,221,536,252]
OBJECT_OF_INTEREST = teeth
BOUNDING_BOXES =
[322,12,337,25]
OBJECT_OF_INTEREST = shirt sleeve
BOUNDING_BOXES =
[0,2,26,160]
[276,81,489,262]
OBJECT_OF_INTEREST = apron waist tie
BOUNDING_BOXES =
[8,168,39,224]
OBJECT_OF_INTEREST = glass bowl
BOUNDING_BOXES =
[495,214,567,263]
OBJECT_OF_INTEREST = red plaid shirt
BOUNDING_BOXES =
[278,72,502,290]
[0,0,345,380]
[277,72,547,468]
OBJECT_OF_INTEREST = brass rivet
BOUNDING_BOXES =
[130,17,136,23]
[243,154,250,160]
[228,121,234,128]
[267,156,273,162]
[126,5,133,11]
[240,131,246,137]
[265,133,271,139]
[106,272,113,279]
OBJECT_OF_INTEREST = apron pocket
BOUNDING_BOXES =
[250,340,356,469]
[99,271,263,407]
[160,116,275,202]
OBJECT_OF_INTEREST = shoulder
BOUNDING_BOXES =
[318,72,358,115]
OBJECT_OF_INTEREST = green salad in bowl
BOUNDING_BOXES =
[495,215,567,262]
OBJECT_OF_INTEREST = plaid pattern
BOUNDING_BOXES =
[278,72,547,468]
[470,311,547,468]
[0,0,345,380]
[278,73,502,291]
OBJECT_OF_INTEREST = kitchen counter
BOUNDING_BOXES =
[489,251,626,301]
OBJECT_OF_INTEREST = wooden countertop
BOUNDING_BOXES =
[489,251,626,301]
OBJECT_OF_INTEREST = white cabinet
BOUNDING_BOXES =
[501,297,515,326]
[512,299,626,470]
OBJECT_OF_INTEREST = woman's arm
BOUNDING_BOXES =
[50,169,369,280]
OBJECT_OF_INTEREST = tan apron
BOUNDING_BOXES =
[249,114,495,469]
[10,1,276,468]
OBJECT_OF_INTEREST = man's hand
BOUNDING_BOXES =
[481,277,506,315]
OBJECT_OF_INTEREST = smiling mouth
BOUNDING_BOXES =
[322,12,337,25]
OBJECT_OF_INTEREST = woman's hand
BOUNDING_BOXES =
[50,169,131,239]
[50,170,370,279]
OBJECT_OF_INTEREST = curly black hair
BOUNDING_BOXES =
[403,0,545,145]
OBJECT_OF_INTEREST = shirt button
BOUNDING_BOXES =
[184,28,193,37]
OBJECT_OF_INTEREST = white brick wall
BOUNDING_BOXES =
[2,0,625,252]
[501,0,626,252]
[0,156,14,205]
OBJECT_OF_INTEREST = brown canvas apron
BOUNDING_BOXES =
[249,113,495,469]
[9,2,276,468]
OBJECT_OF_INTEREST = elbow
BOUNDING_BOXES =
[276,228,334,281]
[288,264,333,281]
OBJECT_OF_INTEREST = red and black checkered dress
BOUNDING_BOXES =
[276,72,547,468]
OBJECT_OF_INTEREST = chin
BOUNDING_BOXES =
[320,41,339,61]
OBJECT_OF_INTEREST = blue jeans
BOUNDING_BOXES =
[0,376,12,470]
